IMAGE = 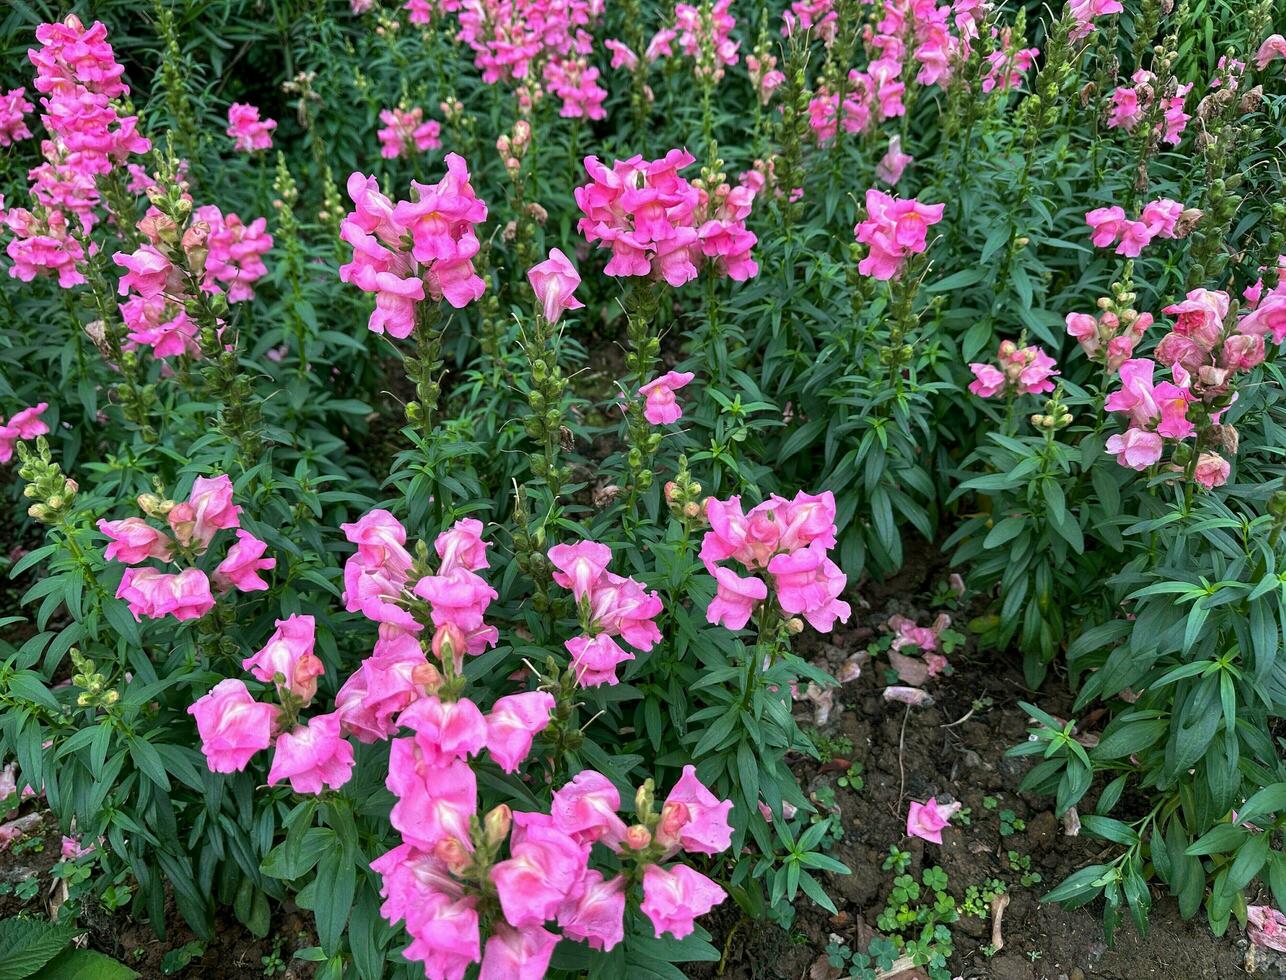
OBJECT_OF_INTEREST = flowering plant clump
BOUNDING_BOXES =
[2,1,1286,976]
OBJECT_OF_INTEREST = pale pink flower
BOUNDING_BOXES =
[1194,452,1230,489]
[226,103,276,151]
[557,869,626,950]
[855,189,944,280]
[435,517,490,574]
[213,529,275,592]
[479,924,558,979]
[334,632,427,743]
[641,864,726,939]
[98,517,172,565]
[656,765,734,856]
[552,770,629,847]
[486,692,556,772]
[1255,35,1286,71]
[169,474,241,552]
[906,797,961,844]
[377,106,442,159]
[875,135,913,184]
[527,247,584,324]
[117,567,215,621]
[1085,205,1127,248]
[639,370,695,424]
[1105,427,1164,470]
[267,712,355,794]
[61,835,94,859]
[491,819,588,927]
[243,614,324,703]
[387,751,476,850]
[706,566,768,630]
[565,633,634,687]
[188,678,279,773]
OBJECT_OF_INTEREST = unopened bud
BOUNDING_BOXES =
[634,779,655,820]
[624,824,652,850]
[484,804,512,847]
[433,836,472,874]
[785,617,804,635]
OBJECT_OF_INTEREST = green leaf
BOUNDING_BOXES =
[0,917,77,980]
[33,948,138,980]
[1185,823,1247,856]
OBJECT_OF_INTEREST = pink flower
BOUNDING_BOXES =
[387,752,477,850]
[170,474,241,552]
[604,39,639,71]
[413,567,498,636]
[558,870,626,950]
[1255,35,1286,71]
[267,712,355,794]
[1238,290,1286,344]
[61,835,94,860]
[1247,905,1286,953]
[98,517,172,565]
[226,103,276,151]
[490,819,587,928]
[641,864,726,940]
[242,614,324,703]
[639,370,695,425]
[117,567,215,621]
[6,403,49,441]
[213,530,275,592]
[566,633,634,687]
[1194,452,1230,489]
[552,770,629,846]
[906,797,961,844]
[113,245,178,299]
[1085,205,1126,248]
[335,633,427,743]
[656,765,734,856]
[1141,198,1183,238]
[1107,85,1144,130]
[767,543,852,632]
[479,924,558,979]
[1220,333,1265,372]
[0,88,33,147]
[1105,428,1164,470]
[400,695,488,765]
[548,540,613,600]
[855,189,944,280]
[875,135,913,184]
[435,518,490,573]
[486,692,555,772]
[706,566,768,630]
[377,106,442,159]
[967,362,1005,398]
[527,247,584,324]
[188,678,279,773]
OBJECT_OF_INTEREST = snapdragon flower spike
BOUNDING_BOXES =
[854,189,944,280]
[701,490,851,634]
[967,340,1059,399]
[1085,197,1190,256]
[340,156,488,334]
[639,370,695,424]
[548,540,664,686]
[0,403,50,464]
[195,205,273,303]
[341,508,417,629]
[1103,358,1196,471]
[0,89,33,146]
[1065,308,1154,371]
[377,106,442,158]
[574,149,760,287]
[188,678,280,773]
[225,102,276,151]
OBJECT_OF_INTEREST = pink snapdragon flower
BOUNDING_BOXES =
[479,924,559,979]
[334,633,428,743]
[436,517,490,573]
[639,370,695,424]
[387,751,477,851]
[0,403,50,463]
[854,189,944,280]
[548,541,663,686]
[551,770,630,847]
[906,797,961,844]
[655,766,734,856]
[558,870,626,951]
[226,103,276,151]
[400,695,489,766]
[167,474,241,552]
[1067,0,1123,40]
[97,517,172,565]
[543,56,608,119]
[747,53,785,104]
[243,614,325,703]
[61,835,95,860]
[1104,426,1164,470]
[1087,198,1190,255]
[486,692,556,772]
[0,89,33,146]
[196,206,273,303]
[527,247,584,323]
[641,864,726,939]
[1254,35,1286,71]
[377,106,442,159]
[491,817,588,927]
[213,529,275,592]
[1156,288,1230,371]
[117,567,216,621]
[968,340,1059,398]
[706,566,769,630]
[268,712,355,794]
[1065,308,1153,369]
[605,39,639,71]
[875,135,913,184]
[1194,452,1230,489]
[341,508,415,626]
[340,160,488,334]
[188,678,279,773]
[701,490,850,633]
[4,207,88,288]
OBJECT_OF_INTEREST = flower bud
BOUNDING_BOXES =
[433,836,472,874]
[484,804,512,848]
[785,617,804,635]
[634,778,655,820]
[623,824,652,850]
